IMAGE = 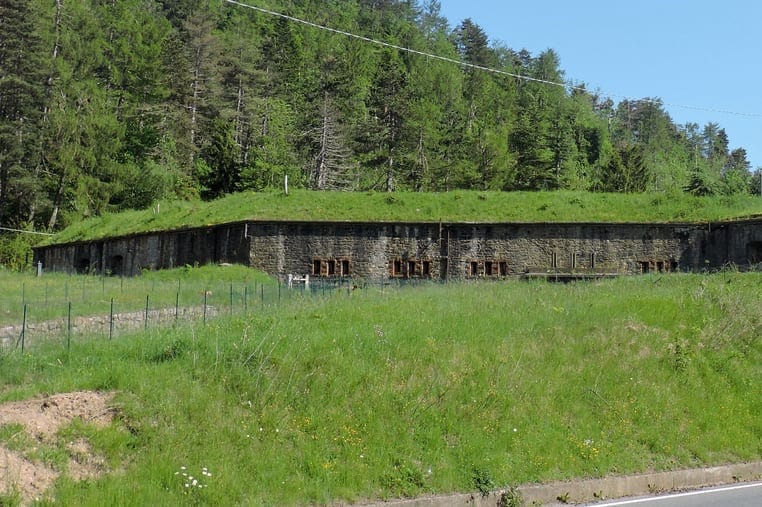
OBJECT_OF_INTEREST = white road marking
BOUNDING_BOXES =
[589,482,762,506]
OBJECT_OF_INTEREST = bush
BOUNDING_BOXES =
[0,233,35,271]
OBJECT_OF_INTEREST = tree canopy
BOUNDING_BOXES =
[0,0,757,234]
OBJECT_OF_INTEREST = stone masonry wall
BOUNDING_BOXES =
[704,219,762,266]
[246,221,710,281]
[35,222,250,276]
[247,222,442,280]
[33,219,761,281]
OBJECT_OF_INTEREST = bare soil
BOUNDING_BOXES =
[0,391,115,504]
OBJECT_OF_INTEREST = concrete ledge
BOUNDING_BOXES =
[359,461,762,506]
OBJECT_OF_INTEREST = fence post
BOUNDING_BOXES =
[109,298,114,340]
[175,292,179,321]
[244,285,248,314]
[203,290,208,325]
[19,303,27,353]
[144,295,149,330]
[67,302,72,350]
[260,284,264,305]
[230,283,234,314]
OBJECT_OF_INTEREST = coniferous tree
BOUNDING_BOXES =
[0,0,45,228]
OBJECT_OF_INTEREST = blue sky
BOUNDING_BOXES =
[438,1,762,169]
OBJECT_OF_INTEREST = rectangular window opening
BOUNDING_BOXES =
[422,260,431,277]
[641,261,650,274]
[341,259,350,277]
[392,258,402,277]
[485,261,494,276]
[312,259,322,276]
[499,261,508,276]
[470,261,479,277]
[327,259,336,276]
[407,260,417,278]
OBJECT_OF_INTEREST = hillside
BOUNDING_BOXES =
[1,0,760,238]
[44,190,762,245]
[0,272,760,504]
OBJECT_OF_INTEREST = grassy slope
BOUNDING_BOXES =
[46,190,762,245]
[0,265,275,326]
[1,272,760,505]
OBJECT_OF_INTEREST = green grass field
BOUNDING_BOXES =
[44,189,762,245]
[0,265,275,327]
[0,269,760,505]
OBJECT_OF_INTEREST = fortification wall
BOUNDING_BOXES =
[247,222,442,280]
[35,223,250,276]
[244,221,709,280]
[445,223,706,277]
[704,219,762,266]
[32,218,761,280]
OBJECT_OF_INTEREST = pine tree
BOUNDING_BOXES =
[0,0,45,228]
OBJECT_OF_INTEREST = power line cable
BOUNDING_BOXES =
[224,0,762,118]
[0,227,54,236]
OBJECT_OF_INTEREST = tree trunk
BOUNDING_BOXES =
[189,46,201,166]
[47,172,65,231]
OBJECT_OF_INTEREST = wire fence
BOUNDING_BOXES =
[0,274,437,353]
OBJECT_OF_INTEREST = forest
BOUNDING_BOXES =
[1,0,759,236]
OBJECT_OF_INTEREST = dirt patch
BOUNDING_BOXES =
[0,391,115,504]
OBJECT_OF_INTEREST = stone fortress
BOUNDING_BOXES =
[32,217,762,281]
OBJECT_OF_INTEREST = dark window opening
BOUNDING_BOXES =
[499,261,508,276]
[485,261,494,276]
[312,259,322,276]
[422,260,431,277]
[341,259,350,276]
[656,261,665,273]
[747,242,762,263]
[327,259,336,276]
[470,261,479,277]
[551,252,558,269]
[109,255,124,276]
[641,261,651,274]
[77,258,90,274]
[392,258,402,277]
[590,252,596,269]
[407,260,417,277]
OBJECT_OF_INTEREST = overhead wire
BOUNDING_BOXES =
[224,0,762,118]
[0,227,54,236]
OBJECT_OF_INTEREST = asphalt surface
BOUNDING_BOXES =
[363,461,762,507]
[583,482,762,507]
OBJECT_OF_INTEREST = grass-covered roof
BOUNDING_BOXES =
[44,190,762,245]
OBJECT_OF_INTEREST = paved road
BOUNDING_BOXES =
[584,482,762,507]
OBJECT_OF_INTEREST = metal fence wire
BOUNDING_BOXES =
[0,274,439,353]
